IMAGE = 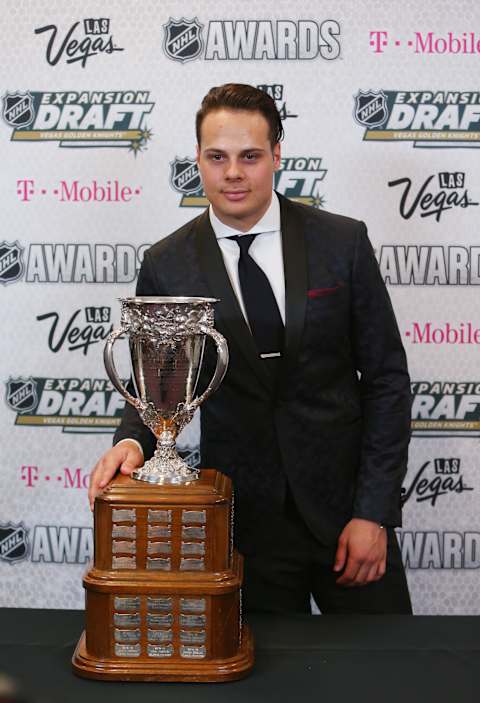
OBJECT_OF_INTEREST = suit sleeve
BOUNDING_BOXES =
[112,250,162,458]
[350,222,411,527]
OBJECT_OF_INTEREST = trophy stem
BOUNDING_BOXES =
[131,429,199,485]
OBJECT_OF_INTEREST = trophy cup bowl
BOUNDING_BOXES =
[104,297,229,485]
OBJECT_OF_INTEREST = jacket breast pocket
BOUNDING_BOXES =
[303,284,350,350]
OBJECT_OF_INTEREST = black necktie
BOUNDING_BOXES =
[228,234,284,359]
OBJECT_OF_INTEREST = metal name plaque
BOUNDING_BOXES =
[112,556,136,569]
[180,614,206,627]
[180,645,206,659]
[147,613,173,626]
[114,629,141,643]
[114,596,140,611]
[112,540,136,554]
[148,628,172,643]
[113,613,141,627]
[182,526,206,539]
[146,557,171,571]
[115,643,140,657]
[147,596,172,611]
[180,557,205,571]
[112,508,136,522]
[180,597,206,613]
[182,510,206,524]
[147,541,172,555]
[180,629,206,644]
[148,525,171,538]
[147,644,174,658]
[112,524,136,538]
[181,542,205,556]
[148,509,172,523]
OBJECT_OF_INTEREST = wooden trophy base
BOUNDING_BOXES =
[72,625,254,682]
[72,470,254,682]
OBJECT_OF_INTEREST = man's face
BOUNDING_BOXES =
[196,108,281,232]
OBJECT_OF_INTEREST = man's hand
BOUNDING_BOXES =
[333,518,387,586]
[88,441,143,511]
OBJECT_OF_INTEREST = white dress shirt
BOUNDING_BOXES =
[210,191,285,324]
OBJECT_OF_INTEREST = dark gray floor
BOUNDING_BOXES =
[0,610,477,703]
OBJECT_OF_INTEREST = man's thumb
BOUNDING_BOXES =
[120,461,135,475]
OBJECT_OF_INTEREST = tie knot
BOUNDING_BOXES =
[228,233,258,256]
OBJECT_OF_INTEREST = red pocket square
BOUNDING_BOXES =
[308,286,341,299]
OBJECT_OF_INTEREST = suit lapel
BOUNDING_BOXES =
[279,194,308,381]
[194,209,274,393]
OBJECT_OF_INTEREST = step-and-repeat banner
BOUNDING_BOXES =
[1,0,479,612]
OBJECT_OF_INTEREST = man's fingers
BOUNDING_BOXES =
[336,556,361,585]
[88,461,117,510]
[88,444,143,510]
[333,538,348,573]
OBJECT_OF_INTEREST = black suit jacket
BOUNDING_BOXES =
[115,194,411,552]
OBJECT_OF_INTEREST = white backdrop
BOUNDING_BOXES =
[1,0,479,613]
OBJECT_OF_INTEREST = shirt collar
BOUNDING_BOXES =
[209,191,280,240]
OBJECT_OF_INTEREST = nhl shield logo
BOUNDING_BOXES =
[353,90,388,127]
[2,91,34,128]
[5,377,38,414]
[170,158,203,194]
[0,522,29,563]
[0,241,25,285]
[163,18,204,63]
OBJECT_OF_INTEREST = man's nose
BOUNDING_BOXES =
[225,159,243,179]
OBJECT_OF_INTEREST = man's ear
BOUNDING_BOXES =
[273,142,281,171]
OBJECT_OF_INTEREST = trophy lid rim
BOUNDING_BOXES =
[119,296,219,304]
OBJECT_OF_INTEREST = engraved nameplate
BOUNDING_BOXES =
[180,598,206,613]
[148,525,171,538]
[146,557,171,571]
[112,524,136,539]
[181,645,206,658]
[147,644,173,658]
[180,614,206,627]
[115,643,140,657]
[114,628,141,643]
[114,596,140,611]
[180,557,205,571]
[182,510,206,524]
[148,596,172,611]
[112,556,136,569]
[114,613,141,627]
[112,508,136,522]
[181,542,205,556]
[148,541,171,555]
[182,526,206,539]
[112,540,136,554]
[148,509,172,523]
[148,628,172,643]
[147,613,173,626]
[180,629,206,644]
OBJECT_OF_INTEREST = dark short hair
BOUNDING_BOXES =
[196,83,284,149]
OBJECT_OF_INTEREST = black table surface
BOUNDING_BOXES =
[0,609,477,703]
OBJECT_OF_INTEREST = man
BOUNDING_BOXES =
[89,84,412,614]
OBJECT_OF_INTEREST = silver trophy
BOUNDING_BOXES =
[104,297,229,484]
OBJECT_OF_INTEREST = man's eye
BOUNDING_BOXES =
[209,154,223,161]
[244,153,257,160]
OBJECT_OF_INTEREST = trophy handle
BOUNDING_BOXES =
[104,328,142,411]
[187,326,229,412]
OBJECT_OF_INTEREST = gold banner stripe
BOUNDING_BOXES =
[12,130,142,141]
[15,415,121,427]
[365,130,480,141]
[181,196,209,207]
[411,420,480,429]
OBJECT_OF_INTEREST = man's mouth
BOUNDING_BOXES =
[223,190,249,201]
